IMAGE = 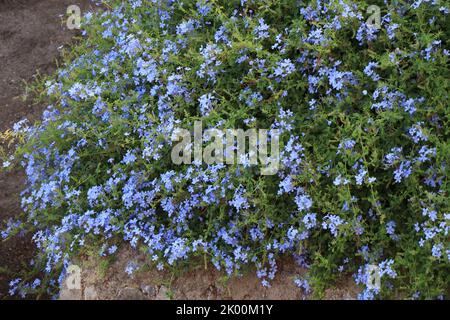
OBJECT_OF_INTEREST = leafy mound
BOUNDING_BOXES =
[2,0,449,299]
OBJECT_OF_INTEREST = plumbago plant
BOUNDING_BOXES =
[1,0,449,299]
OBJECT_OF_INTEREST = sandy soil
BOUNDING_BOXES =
[0,0,94,299]
[59,247,360,300]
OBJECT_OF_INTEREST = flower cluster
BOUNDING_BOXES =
[2,0,448,299]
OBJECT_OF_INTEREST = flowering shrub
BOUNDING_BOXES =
[1,0,449,299]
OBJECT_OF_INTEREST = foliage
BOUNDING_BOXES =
[1,0,449,299]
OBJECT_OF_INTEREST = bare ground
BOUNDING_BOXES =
[60,247,360,300]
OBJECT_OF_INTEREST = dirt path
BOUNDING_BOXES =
[0,0,93,299]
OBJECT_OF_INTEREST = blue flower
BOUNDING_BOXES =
[199,93,216,116]
[431,244,443,258]
[294,277,311,294]
[355,168,367,185]
[196,2,211,16]
[295,193,313,212]
[379,259,397,278]
[108,245,118,255]
[322,215,345,237]
[408,123,428,143]
[229,187,249,212]
[176,19,197,36]
[273,59,296,78]
[122,150,137,165]
[87,186,103,206]
[214,26,230,45]
[302,213,317,230]
[254,18,270,40]
[364,61,380,81]
[337,139,356,154]
[125,261,139,275]
[386,23,399,40]
[393,160,412,183]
